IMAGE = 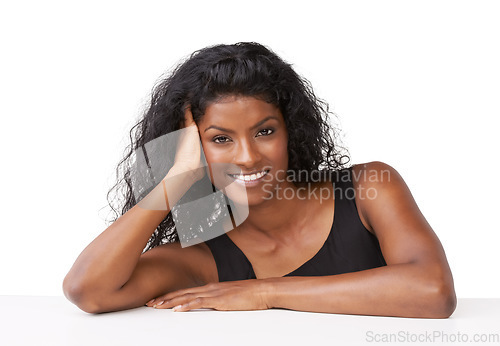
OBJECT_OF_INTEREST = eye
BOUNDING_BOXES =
[213,135,231,144]
[256,128,274,137]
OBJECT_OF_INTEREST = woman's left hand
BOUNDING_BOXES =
[145,280,272,312]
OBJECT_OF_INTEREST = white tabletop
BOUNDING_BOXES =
[1,296,499,346]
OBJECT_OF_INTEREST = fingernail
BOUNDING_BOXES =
[148,299,155,304]
[157,301,164,306]
[173,305,182,311]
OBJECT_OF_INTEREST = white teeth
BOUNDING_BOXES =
[230,170,268,182]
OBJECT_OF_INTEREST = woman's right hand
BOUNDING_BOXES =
[168,106,206,183]
[140,107,205,211]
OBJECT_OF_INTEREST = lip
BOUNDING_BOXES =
[226,169,270,187]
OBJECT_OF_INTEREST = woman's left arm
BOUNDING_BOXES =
[149,161,456,318]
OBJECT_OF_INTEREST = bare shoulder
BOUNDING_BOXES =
[350,161,410,234]
[350,160,444,262]
[350,161,400,186]
[142,240,218,286]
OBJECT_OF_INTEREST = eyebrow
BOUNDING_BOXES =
[203,116,279,133]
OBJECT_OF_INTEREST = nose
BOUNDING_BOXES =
[233,138,261,169]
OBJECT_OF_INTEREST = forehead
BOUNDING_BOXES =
[199,96,283,127]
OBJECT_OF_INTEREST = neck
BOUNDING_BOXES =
[231,181,312,241]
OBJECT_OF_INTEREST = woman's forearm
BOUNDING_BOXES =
[264,263,456,318]
[63,169,193,301]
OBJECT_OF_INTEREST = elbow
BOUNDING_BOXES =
[422,278,457,319]
[62,275,108,314]
[433,283,457,318]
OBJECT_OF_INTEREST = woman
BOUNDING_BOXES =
[63,42,456,317]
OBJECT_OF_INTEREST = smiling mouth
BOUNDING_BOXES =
[227,170,270,183]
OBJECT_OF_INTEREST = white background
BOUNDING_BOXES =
[0,0,498,297]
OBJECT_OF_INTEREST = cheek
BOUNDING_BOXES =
[274,136,289,177]
[201,145,227,165]
[275,148,289,180]
[200,142,234,189]
[272,137,288,165]
[200,139,218,160]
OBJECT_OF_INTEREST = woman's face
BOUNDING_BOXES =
[197,96,289,206]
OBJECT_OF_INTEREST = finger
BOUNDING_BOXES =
[154,292,206,310]
[152,292,194,309]
[183,106,195,128]
[146,282,222,308]
[172,297,216,312]
[146,297,167,307]
[151,288,212,309]
[147,287,195,306]
[156,283,219,303]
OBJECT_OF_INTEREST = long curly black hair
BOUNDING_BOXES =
[106,42,350,251]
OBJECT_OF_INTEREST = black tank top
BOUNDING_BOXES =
[204,167,386,281]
